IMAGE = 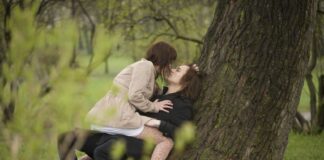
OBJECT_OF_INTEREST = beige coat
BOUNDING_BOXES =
[86,59,158,129]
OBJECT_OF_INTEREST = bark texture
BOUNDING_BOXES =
[183,0,316,159]
[318,75,324,130]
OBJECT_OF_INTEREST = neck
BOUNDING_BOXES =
[166,84,182,94]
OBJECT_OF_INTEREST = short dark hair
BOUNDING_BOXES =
[179,64,203,101]
[145,41,177,77]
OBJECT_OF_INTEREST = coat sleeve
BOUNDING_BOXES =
[158,105,193,139]
[128,61,159,113]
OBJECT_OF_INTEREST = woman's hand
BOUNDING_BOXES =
[146,119,161,128]
[153,99,173,113]
[79,155,93,160]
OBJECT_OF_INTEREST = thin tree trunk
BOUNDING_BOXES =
[318,75,324,131]
[183,0,316,159]
[315,0,324,132]
[104,58,109,74]
[86,26,95,74]
[306,73,317,130]
[69,0,78,68]
[75,0,96,73]
[295,111,310,132]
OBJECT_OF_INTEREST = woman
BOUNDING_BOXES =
[58,64,202,160]
[86,41,177,160]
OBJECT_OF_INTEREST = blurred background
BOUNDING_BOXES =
[0,0,324,159]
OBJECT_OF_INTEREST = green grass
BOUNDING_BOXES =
[285,133,324,160]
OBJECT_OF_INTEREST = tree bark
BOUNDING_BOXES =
[318,75,324,131]
[306,73,317,130]
[183,0,316,159]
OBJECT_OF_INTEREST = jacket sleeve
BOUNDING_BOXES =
[158,105,193,139]
[128,61,159,113]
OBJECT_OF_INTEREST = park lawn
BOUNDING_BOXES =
[76,55,323,159]
[285,133,324,160]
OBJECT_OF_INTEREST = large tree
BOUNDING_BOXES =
[184,0,316,159]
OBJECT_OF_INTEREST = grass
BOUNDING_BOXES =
[285,133,324,160]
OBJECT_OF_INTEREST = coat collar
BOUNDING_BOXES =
[162,87,183,99]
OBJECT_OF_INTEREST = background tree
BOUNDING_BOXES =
[293,0,324,133]
[314,0,324,132]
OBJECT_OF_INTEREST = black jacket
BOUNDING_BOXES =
[140,90,193,139]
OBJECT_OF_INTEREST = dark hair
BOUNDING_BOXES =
[145,41,177,77]
[179,64,203,102]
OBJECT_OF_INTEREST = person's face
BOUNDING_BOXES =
[166,65,190,85]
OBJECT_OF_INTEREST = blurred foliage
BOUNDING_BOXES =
[174,122,196,152]
[1,0,323,159]
[110,139,126,160]
[0,1,121,159]
[0,0,213,159]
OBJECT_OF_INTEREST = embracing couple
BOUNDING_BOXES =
[58,41,202,160]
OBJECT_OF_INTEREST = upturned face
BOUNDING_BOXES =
[166,65,190,85]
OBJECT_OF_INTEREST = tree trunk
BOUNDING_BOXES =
[69,0,78,68]
[306,73,317,130]
[294,111,310,133]
[183,0,316,159]
[318,75,324,131]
